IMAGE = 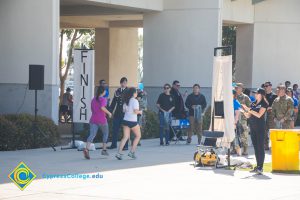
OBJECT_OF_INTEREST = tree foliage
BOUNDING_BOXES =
[59,29,95,102]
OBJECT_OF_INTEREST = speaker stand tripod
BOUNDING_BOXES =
[32,90,56,151]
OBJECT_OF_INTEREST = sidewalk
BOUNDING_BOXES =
[1,136,300,200]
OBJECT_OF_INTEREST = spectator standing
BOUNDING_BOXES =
[157,84,175,146]
[286,87,299,128]
[60,87,73,123]
[272,85,294,129]
[185,84,207,144]
[292,84,300,100]
[108,77,129,150]
[235,83,251,155]
[263,81,277,150]
[233,90,242,156]
[170,80,186,141]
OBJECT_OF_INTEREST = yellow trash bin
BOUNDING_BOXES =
[270,129,300,172]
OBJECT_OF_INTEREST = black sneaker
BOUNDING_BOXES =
[165,142,170,146]
[186,138,191,144]
[108,146,117,149]
[256,169,263,175]
[250,167,258,173]
[160,142,164,146]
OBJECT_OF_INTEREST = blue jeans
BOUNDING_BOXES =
[87,123,109,143]
[159,112,171,144]
[111,117,128,148]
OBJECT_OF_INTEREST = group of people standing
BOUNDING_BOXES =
[156,81,207,146]
[82,78,208,160]
[233,81,297,175]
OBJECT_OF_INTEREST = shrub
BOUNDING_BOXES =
[0,114,59,151]
[142,110,160,139]
[0,116,20,151]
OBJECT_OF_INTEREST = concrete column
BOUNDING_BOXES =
[0,0,59,122]
[95,28,110,86]
[235,24,254,88]
[109,28,138,88]
[143,0,221,110]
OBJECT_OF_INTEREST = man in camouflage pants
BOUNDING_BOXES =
[235,83,251,155]
[272,85,294,129]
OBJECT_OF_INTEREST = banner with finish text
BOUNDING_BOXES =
[73,49,94,123]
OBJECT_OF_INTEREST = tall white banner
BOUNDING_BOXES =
[73,49,94,123]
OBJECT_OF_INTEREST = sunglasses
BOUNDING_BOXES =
[164,87,170,90]
[264,85,270,87]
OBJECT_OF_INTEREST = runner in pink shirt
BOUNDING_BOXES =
[83,86,112,159]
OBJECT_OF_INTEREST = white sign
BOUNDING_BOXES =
[73,49,94,123]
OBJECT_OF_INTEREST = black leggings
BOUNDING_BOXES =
[250,122,265,170]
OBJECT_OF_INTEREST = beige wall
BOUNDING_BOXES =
[109,28,138,87]
[95,28,110,85]
[252,0,300,87]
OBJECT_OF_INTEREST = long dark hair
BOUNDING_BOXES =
[123,87,137,106]
[96,86,105,101]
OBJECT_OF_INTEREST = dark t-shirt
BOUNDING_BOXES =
[185,93,207,116]
[157,93,175,112]
[266,92,277,107]
[249,100,268,126]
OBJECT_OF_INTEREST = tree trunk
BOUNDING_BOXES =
[59,29,79,103]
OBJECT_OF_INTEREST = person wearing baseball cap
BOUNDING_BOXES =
[234,83,251,155]
[241,87,268,175]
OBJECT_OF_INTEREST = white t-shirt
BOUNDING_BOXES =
[123,98,139,122]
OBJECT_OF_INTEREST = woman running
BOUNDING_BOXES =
[116,87,142,160]
[83,86,112,159]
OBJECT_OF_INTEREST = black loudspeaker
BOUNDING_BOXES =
[29,65,44,90]
[214,101,224,118]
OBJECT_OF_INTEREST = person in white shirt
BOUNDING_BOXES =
[116,87,142,160]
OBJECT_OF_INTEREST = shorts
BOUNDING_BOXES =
[122,120,138,128]
[60,105,68,113]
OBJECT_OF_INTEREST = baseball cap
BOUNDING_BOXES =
[235,83,244,88]
[264,81,272,87]
[252,88,266,96]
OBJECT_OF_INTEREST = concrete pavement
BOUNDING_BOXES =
[1,136,300,200]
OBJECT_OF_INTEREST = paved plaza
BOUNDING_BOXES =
[1,136,300,200]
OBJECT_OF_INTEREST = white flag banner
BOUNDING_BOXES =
[73,49,94,123]
[210,55,235,148]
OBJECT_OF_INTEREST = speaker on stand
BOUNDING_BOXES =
[29,65,56,151]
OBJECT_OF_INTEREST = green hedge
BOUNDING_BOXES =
[0,114,59,151]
